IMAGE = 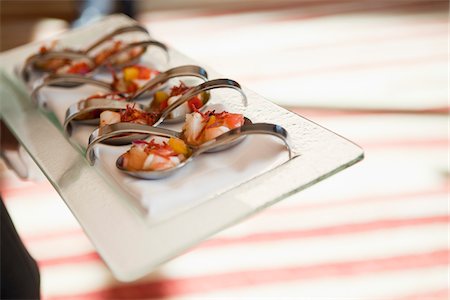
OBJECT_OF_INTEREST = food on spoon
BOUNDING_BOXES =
[85,92,126,102]
[99,111,121,127]
[110,65,159,94]
[55,58,93,75]
[122,139,188,171]
[149,81,208,119]
[182,110,245,146]
[73,93,126,121]
[33,41,94,75]
[34,41,72,72]
[99,105,158,127]
[93,40,145,66]
[32,39,144,74]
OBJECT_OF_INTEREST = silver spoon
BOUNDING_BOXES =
[86,116,253,159]
[115,123,292,180]
[63,78,247,135]
[83,24,149,54]
[22,39,169,85]
[21,24,149,79]
[31,64,208,105]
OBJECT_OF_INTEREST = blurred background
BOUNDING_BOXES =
[1,0,448,299]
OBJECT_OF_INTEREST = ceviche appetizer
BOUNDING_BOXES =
[73,93,126,121]
[33,42,95,75]
[99,105,157,128]
[34,42,74,72]
[121,139,188,171]
[55,58,94,75]
[149,81,209,119]
[182,110,245,146]
[32,39,146,75]
[111,65,159,94]
[93,40,145,66]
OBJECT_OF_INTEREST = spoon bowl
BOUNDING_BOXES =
[23,39,168,87]
[63,78,246,137]
[24,24,149,75]
[31,62,172,105]
[114,123,292,180]
[86,116,252,159]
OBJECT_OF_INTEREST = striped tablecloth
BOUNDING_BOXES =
[1,1,448,299]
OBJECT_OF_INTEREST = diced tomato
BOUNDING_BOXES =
[94,41,122,65]
[68,62,91,75]
[159,100,168,111]
[126,81,139,93]
[170,82,190,96]
[39,46,48,54]
[188,96,203,111]
[138,66,151,79]
[123,65,154,81]
[224,113,245,129]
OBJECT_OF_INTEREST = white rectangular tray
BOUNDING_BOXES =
[0,15,363,281]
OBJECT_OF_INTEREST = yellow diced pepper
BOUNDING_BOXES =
[169,137,188,155]
[206,115,216,127]
[123,67,139,81]
[153,91,169,104]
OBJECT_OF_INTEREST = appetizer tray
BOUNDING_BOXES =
[0,15,363,281]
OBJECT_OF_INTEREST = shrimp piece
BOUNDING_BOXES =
[182,111,244,145]
[99,111,121,127]
[56,59,92,75]
[113,46,144,65]
[122,143,147,171]
[203,126,230,141]
[123,139,187,171]
[142,154,179,171]
[183,112,205,145]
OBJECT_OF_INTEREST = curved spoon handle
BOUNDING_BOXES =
[63,99,143,135]
[194,123,293,159]
[86,122,180,165]
[156,78,248,126]
[21,51,92,82]
[130,65,209,100]
[100,40,169,68]
[31,74,113,105]
[84,24,149,54]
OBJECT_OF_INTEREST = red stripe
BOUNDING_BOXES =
[141,1,399,22]
[269,184,450,213]
[22,185,448,244]
[37,252,101,269]
[35,215,448,268]
[1,181,58,200]
[288,106,450,117]
[141,1,332,22]
[142,1,446,24]
[242,53,447,82]
[269,1,447,25]
[148,12,446,55]
[24,228,84,243]
[198,215,449,249]
[282,26,447,53]
[360,138,449,149]
[46,249,449,300]
[144,5,447,58]
[0,178,36,192]
[393,289,449,300]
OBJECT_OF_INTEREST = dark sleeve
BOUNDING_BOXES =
[1,197,41,299]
